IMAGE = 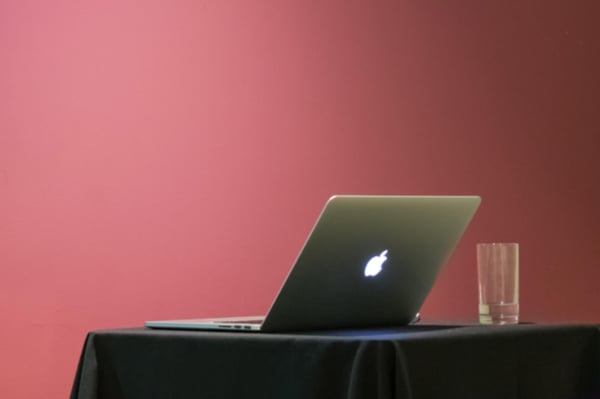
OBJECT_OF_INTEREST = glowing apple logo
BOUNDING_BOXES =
[364,250,388,277]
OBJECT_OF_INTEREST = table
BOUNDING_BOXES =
[70,324,599,399]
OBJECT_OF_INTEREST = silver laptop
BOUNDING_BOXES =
[145,195,481,332]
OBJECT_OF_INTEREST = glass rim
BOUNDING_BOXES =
[476,242,519,246]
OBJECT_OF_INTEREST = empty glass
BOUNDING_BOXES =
[477,243,519,325]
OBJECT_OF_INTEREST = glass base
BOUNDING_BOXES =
[479,314,519,325]
[479,303,519,325]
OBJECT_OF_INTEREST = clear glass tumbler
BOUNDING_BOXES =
[477,243,519,325]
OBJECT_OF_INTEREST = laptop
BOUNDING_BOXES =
[145,195,481,332]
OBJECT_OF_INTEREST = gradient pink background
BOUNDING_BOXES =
[1,1,599,397]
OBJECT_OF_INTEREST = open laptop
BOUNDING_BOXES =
[145,195,481,332]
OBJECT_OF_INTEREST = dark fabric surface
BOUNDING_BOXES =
[70,324,600,399]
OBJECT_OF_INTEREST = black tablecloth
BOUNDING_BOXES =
[70,324,599,399]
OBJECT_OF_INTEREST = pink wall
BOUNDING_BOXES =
[1,1,599,397]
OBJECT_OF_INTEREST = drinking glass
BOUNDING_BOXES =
[477,243,519,325]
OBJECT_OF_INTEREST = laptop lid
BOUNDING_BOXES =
[259,195,481,331]
[146,195,480,332]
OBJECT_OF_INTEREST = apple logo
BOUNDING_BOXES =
[364,250,389,277]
